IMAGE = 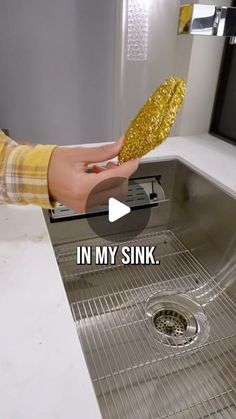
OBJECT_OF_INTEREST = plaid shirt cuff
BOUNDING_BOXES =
[0,131,57,208]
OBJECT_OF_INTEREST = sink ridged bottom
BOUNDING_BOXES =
[55,230,236,418]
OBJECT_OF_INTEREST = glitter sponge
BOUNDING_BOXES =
[118,77,186,164]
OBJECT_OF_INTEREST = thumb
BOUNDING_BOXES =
[78,136,124,163]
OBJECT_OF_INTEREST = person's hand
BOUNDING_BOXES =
[48,137,139,212]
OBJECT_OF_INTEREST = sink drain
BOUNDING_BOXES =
[145,291,209,347]
[154,310,188,336]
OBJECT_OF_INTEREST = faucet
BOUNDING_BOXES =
[178,3,236,45]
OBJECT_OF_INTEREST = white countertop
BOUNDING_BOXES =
[1,133,236,419]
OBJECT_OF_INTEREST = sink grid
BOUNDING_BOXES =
[55,230,236,419]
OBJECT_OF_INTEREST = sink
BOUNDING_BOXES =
[44,159,236,418]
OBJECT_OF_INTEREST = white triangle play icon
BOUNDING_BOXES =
[108,198,131,223]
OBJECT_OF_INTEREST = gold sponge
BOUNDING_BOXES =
[118,77,186,164]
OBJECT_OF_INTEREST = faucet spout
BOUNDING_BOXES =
[178,4,236,45]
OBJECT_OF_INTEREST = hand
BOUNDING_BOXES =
[48,137,139,212]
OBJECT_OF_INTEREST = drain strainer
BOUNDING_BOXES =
[154,310,188,336]
[145,291,209,347]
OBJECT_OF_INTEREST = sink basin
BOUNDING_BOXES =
[44,159,236,418]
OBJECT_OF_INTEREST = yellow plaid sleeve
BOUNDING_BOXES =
[0,130,57,208]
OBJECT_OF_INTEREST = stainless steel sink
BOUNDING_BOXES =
[44,159,236,419]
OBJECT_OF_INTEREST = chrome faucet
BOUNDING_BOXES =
[178,4,236,45]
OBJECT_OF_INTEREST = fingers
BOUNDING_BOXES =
[87,159,139,193]
[91,165,105,174]
[86,181,128,210]
[97,158,140,182]
[88,174,127,194]
[91,161,117,174]
[66,158,139,213]
[77,136,124,164]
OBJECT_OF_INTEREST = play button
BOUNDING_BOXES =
[85,176,151,242]
[108,198,130,223]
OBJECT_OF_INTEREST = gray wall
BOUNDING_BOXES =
[0,0,116,145]
[0,0,230,145]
